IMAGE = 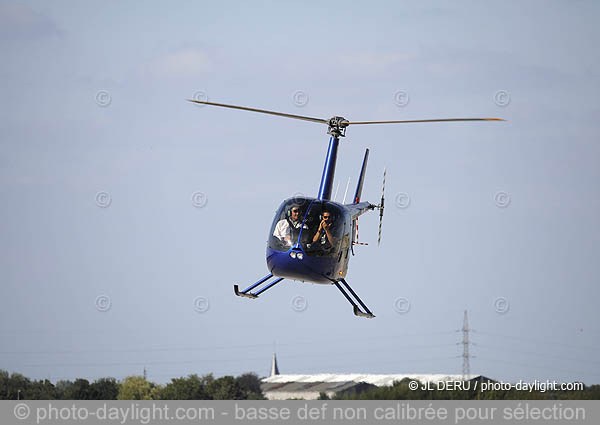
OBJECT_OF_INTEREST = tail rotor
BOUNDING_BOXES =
[377,168,386,246]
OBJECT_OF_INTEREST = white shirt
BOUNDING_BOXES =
[273,218,307,242]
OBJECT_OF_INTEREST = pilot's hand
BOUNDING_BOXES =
[322,220,331,230]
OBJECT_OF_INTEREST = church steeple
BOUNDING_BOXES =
[270,352,280,376]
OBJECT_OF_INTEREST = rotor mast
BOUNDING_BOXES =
[317,117,349,201]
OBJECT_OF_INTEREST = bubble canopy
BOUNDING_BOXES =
[268,197,345,258]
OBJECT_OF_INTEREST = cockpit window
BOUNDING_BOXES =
[268,198,311,252]
[300,201,343,258]
[268,198,343,258]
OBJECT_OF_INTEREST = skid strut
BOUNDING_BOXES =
[234,273,284,299]
[333,278,375,318]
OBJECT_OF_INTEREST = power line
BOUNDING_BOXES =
[475,343,600,366]
[0,331,453,355]
[476,356,600,378]
[4,321,598,384]
[15,344,459,369]
[476,331,594,353]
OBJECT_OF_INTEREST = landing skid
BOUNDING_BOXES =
[353,305,375,319]
[234,273,284,299]
[233,285,258,299]
[334,278,375,319]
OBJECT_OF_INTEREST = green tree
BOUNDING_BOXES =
[0,370,9,399]
[89,378,120,400]
[26,379,57,400]
[63,379,91,400]
[54,380,72,399]
[207,376,244,400]
[160,374,208,400]
[2,372,31,400]
[236,373,265,400]
[118,376,160,400]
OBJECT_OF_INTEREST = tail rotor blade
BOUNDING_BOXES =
[378,168,386,247]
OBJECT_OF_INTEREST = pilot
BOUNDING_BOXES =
[273,205,307,246]
[312,210,336,248]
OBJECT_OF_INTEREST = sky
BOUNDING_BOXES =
[1,0,599,386]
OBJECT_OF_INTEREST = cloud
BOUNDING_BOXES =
[279,50,417,79]
[0,3,60,41]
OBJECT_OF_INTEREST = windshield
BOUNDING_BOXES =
[268,198,344,258]
[268,198,311,252]
[300,201,343,258]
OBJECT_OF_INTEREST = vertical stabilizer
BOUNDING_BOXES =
[352,149,370,204]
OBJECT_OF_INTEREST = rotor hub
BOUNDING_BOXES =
[327,116,349,137]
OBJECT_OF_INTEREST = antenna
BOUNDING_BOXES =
[462,310,471,380]
[333,181,340,202]
[342,177,351,204]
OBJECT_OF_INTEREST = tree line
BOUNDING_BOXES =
[0,370,264,400]
[326,378,600,400]
[3,371,598,400]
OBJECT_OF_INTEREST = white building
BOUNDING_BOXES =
[260,353,483,400]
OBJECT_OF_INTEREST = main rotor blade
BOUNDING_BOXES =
[347,118,504,125]
[187,100,328,124]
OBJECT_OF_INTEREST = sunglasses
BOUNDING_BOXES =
[323,216,331,220]
[292,210,300,213]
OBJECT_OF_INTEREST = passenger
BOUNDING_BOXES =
[273,205,307,246]
[312,210,336,248]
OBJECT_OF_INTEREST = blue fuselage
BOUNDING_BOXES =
[266,198,352,285]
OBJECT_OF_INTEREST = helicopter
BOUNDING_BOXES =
[188,99,503,318]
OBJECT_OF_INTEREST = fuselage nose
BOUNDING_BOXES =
[266,247,335,285]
